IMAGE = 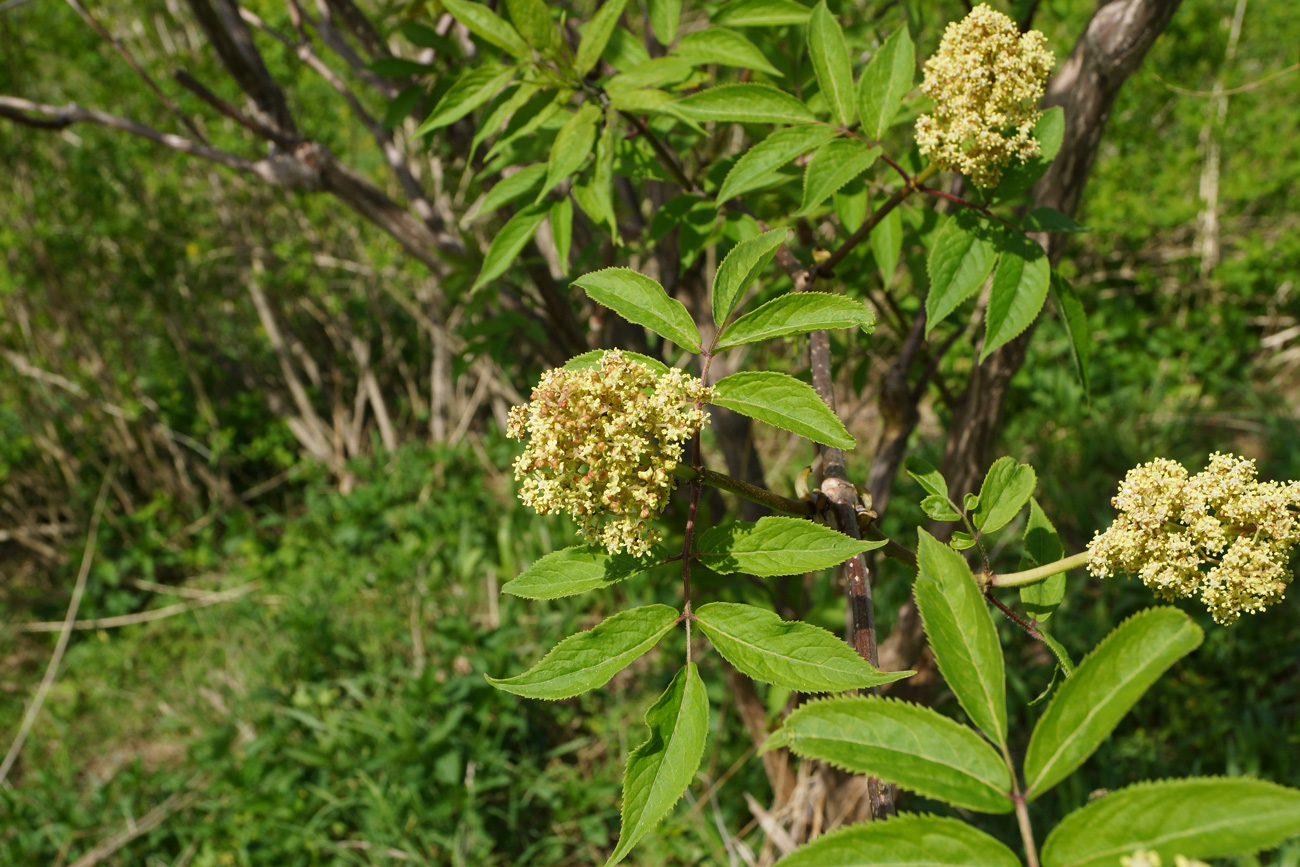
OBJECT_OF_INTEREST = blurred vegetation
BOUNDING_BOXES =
[1,0,1298,862]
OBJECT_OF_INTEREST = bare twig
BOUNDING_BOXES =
[13,581,260,633]
[68,780,204,867]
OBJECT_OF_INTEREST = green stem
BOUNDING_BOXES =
[673,465,814,517]
[1001,746,1039,867]
[989,551,1091,588]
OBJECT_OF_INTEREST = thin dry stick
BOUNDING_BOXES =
[0,469,114,786]
[67,781,203,867]
[14,582,260,633]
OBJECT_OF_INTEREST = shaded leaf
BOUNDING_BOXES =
[1022,207,1088,233]
[914,530,1007,746]
[549,196,573,272]
[925,210,997,334]
[487,604,679,699]
[807,1,855,127]
[717,125,839,202]
[773,813,1021,867]
[1050,271,1091,397]
[982,231,1049,361]
[713,371,854,449]
[576,0,632,76]
[775,697,1013,813]
[477,163,547,218]
[1019,498,1065,623]
[473,202,549,289]
[991,106,1064,198]
[695,516,885,577]
[573,268,703,351]
[677,84,816,124]
[675,27,781,76]
[647,0,681,45]
[538,102,601,201]
[713,0,812,27]
[857,26,914,139]
[441,0,531,58]
[972,456,1036,534]
[872,205,903,286]
[716,293,874,349]
[695,603,909,691]
[501,545,662,599]
[799,139,881,215]
[1024,608,1203,800]
[711,227,788,326]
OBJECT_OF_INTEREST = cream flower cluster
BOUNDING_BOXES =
[1088,453,1300,624]
[1120,851,1208,867]
[506,351,712,556]
[915,4,1054,188]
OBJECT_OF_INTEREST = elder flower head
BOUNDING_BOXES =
[1120,854,1209,867]
[1088,453,1300,624]
[506,351,712,557]
[915,4,1054,188]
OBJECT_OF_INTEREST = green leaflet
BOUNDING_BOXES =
[538,102,601,201]
[573,268,703,352]
[833,179,867,233]
[972,456,1036,534]
[486,604,679,699]
[504,0,559,53]
[715,292,875,349]
[475,163,546,218]
[712,370,855,449]
[382,84,425,130]
[807,1,854,128]
[500,544,661,599]
[1019,498,1066,623]
[693,603,909,691]
[871,205,903,287]
[549,197,572,271]
[563,348,670,376]
[904,455,949,500]
[925,210,998,334]
[799,139,881,215]
[473,202,549,289]
[647,0,680,45]
[773,696,1012,813]
[1022,206,1088,234]
[1040,778,1300,867]
[441,0,531,59]
[607,663,708,865]
[717,125,839,203]
[857,26,914,139]
[914,530,1007,747]
[1050,271,1091,397]
[920,494,961,522]
[695,516,885,577]
[575,0,631,76]
[472,82,540,154]
[485,88,571,162]
[677,84,816,125]
[773,813,1021,867]
[674,27,781,76]
[416,64,514,135]
[982,231,1050,361]
[712,0,812,27]
[991,105,1064,198]
[1024,607,1203,800]
[710,227,788,327]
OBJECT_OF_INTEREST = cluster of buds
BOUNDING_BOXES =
[1121,852,1208,867]
[915,4,1054,188]
[1088,453,1300,624]
[506,351,712,557]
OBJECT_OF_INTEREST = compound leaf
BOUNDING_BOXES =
[573,268,702,351]
[695,516,885,577]
[713,371,854,449]
[716,292,874,349]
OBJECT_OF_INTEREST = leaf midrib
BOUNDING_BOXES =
[698,617,857,678]
[511,618,675,689]
[930,581,1004,745]
[791,728,1009,796]
[1055,805,1298,867]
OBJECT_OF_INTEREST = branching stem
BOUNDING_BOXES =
[989,550,1090,587]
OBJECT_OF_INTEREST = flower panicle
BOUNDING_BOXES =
[1088,452,1300,624]
[914,4,1055,188]
[506,350,713,556]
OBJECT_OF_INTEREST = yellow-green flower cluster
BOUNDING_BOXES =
[506,351,712,557]
[1088,453,1300,624]
[915,4,1054,188]
[1120,852,1209,867]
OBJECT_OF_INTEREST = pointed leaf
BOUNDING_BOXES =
[473,202,549,289]
[972,456,1036,534]
[982,232,1049,361]
[1041,777,1300,867]
[774,813,1021,867]
[713,0,812,27]
[695,603,910,691]
[677,84,816,125]
[550,197,573,271]
[608,663,708,865]
[485,88,571,161]
[564,348,671,376]
[776,696,1013,812]
[921,494,961,522]
[990,105,1064,198]
[713,371,854,449]
[1051,271,1091,397]
[576,0,632,75]
[1019,498,1065,623]
[718,125,839,202]
[539,102,601,200]
[904,456,949,500]
[1024,607,1203,800]
[675,27,781,76]
[695,516,885,577]
[799,139,881,215]
[472,82,540,153]
[1022,207,1088,234]
[716,293,874,349]
[501,545,661,599]
[807,1,854,127]
[647,0,680,45]
[925,211,997,333]
[711,227,788,326]
[441,0,531,58]
[486,604,679,699]
[504,0,559,52]
[573,268,703,351]
[417,64,514,134]
[872,205,903,286]
[914,530,1007,746]
[857,26,914,139]
[475,163,547,217]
